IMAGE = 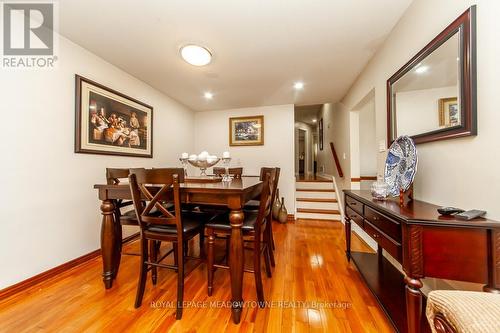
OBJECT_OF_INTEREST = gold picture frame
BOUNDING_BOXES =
[438,97,459,128]
[229,115,264,146]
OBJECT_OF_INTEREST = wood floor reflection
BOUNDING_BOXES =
[0,220,394,332]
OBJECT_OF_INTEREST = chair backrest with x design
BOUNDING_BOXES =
[129,168,185,238]
[253,168,276,239]
[106,168,134,210]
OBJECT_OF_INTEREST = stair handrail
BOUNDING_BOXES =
[329,142,344,178]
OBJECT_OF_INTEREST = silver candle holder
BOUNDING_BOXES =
[179,157,189,177]
[221,157,232,182]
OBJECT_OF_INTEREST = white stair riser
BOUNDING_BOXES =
[296,201,339,210]
[295,191,336,199]
[295,182,333,190]
[295,212,341,220]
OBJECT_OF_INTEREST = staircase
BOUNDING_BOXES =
[295,177,341,221]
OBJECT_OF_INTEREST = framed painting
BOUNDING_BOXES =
[438,97,460,128]
[229,115,264,146]
[319,118,324,150]
[75,75,153,158]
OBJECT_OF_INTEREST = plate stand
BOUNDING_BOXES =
[399,183,414,207]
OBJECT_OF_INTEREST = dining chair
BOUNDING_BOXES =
[106,168,143,275]
[129,168,215,319]
[213,167,243,179]
[106,168,178,264]
[244,167,281,266]
[205,169,276,305]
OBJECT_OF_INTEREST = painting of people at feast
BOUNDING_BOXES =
[229,115,264,146]
[75,75,153,157]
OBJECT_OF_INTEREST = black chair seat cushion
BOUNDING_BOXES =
[121,209,139,221]
[243,199,260,211]
[147,211,216,234]
[206,211,260,232]
[120,202,186,223]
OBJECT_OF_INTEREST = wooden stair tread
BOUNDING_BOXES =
[296,208,340,214]
[295,179,331,183]
[296,217,341,222]
[296,189,335,192]
[296,198,338,203]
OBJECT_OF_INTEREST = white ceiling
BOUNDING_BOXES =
[59,0,413,111]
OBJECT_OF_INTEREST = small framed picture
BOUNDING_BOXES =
[438,97,460,128]
[75,75,153,158]
[319,118,324,150]
[229,115,264,146]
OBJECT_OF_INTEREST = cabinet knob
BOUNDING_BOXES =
[373,233,379,238]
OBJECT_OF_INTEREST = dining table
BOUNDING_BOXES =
[93,176,263,324]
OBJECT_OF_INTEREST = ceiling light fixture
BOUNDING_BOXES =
[204,92,213,99]
[415,66,428,74]
[180,44,212,66]
[312,119,317,123]
[294,81,304,90]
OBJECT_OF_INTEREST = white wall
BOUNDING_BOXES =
[339,0,500,291]
[342,0,500,220]
[316,104,333,175]
[194,105,295,212]
[0,35,195,289]
[358,97,377,177]
[396,86,458,136]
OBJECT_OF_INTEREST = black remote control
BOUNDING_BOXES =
[437,207,465,215]
[455,210,487,220]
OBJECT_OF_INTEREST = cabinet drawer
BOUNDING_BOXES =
[346,206,363,228]
[364,221,401,261]
[365,206,401,242]
[345,195,363,214]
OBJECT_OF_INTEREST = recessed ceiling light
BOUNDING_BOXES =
[312,119,317,123]
[415,66,428,74]
[204,92,213,99]
[294,81,304,90]
[180,44,212,66]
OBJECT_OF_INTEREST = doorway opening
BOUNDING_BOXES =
[349,89,378,190]
[294,104,322,179]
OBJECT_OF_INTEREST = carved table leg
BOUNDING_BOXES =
[229,208,245,324]
[112,206,122,279]
[405,276,423,333]
[345,217,351,262]
[100,199,116,289]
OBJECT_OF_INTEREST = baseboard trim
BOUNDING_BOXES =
[0,232,140,300]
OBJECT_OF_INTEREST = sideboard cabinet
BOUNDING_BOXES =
[343,190,500,333]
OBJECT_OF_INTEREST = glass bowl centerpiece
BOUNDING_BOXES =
[187,151,220,176]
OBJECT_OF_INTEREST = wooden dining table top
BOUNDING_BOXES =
[94,176,262,193]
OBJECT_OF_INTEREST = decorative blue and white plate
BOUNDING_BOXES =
[384,136,418,197]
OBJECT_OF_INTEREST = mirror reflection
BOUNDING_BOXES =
[392,32,461,138]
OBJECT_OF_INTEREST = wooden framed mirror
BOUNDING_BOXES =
[387,6,476,145]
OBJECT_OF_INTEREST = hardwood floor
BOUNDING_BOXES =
[0,220,394,333]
